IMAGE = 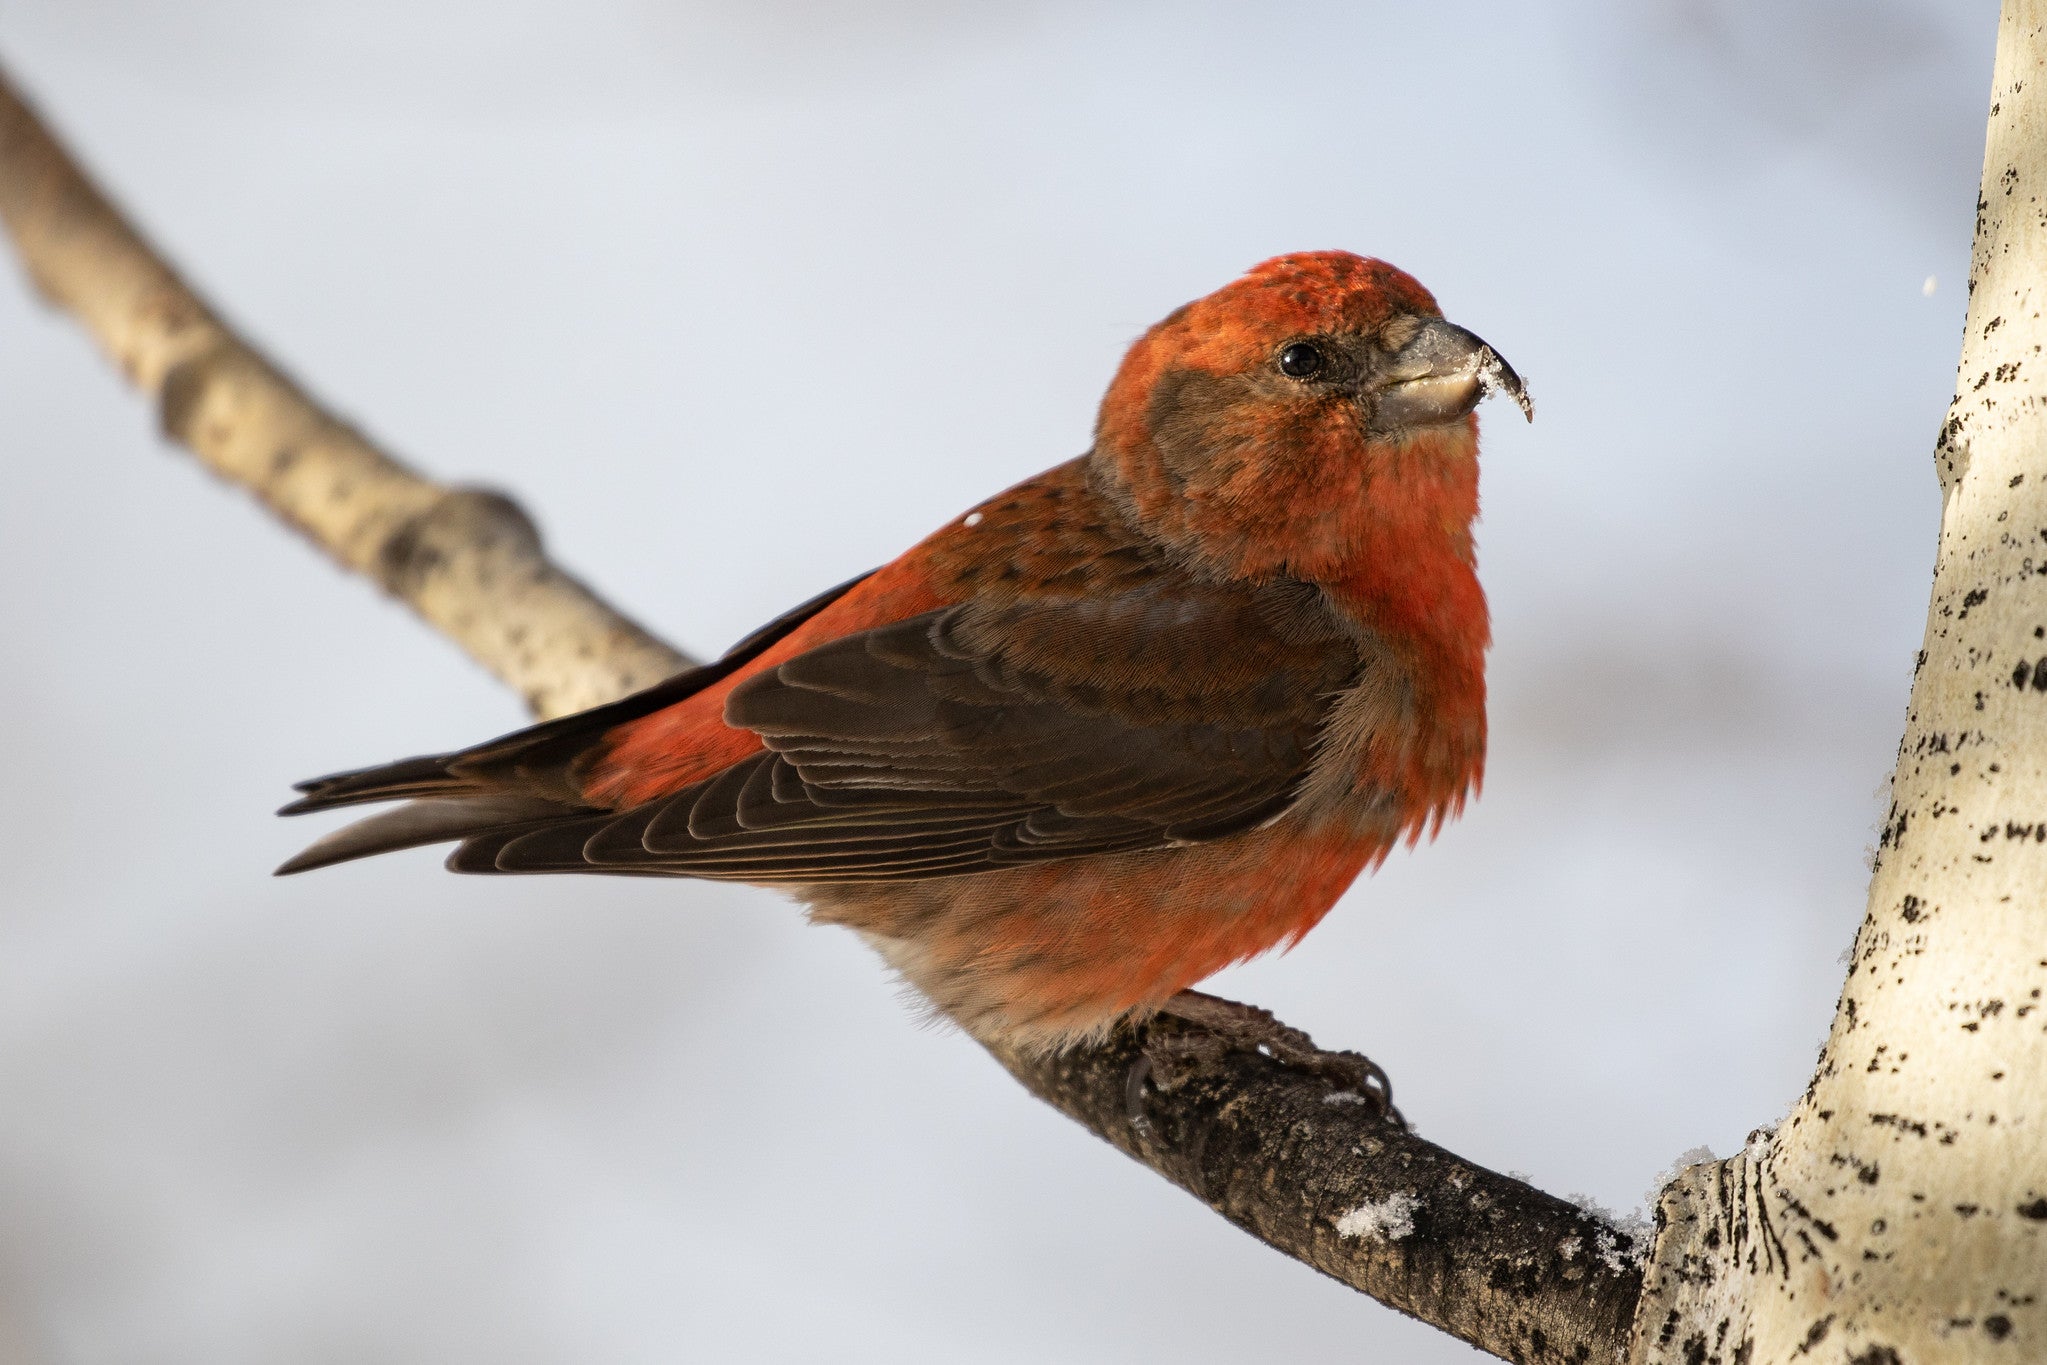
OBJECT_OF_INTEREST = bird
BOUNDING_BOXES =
[278,250,1530,1062]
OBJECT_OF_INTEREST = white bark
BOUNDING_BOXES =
[1631,6,2047,1361]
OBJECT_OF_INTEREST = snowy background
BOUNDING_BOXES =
[0,3,1992,1361]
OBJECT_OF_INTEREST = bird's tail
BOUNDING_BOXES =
[281,753,496,814]
[275,571,879,877]
[275,783,578,876]
[274,689,674,876]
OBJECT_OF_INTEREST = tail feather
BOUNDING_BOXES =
[276,794,577,875]
[281,754,490,814]
[274,568,875,877]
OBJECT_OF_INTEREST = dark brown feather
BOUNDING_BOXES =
[467,573,1364,883]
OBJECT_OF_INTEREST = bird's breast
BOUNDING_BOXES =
[1293,615,1486,845]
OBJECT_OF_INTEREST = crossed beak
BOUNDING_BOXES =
[1368,318,1533,433]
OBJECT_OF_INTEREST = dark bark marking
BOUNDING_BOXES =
[375,486,543,596]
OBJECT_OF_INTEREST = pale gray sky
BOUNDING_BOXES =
[0,3,1992,1361]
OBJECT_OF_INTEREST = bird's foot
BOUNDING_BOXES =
[1138,990,1403,1129]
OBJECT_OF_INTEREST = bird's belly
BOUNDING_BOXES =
[798,815,1382,1050]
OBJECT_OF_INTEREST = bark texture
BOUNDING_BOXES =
[0,60,1642,1364]
[993,1009,1643,1362]
[1631,6,2047,1361]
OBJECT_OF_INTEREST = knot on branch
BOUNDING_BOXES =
[375,485,544,596]
[157,340,236,443]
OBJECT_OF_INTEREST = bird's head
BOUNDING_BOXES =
[1091,251,1529,581]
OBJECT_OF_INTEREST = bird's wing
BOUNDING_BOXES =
[454,576,1362,881]
[274,571,877,873]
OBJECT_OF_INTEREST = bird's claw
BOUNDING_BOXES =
[1130,991,1405,1130]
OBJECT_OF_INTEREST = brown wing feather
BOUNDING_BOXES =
[468,573,1361,882]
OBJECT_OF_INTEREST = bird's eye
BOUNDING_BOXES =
[1278,342,1326,379]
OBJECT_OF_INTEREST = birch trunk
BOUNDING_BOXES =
[1630,5,2047,1360]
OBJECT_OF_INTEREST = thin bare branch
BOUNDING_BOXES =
[0,61,1642,1363]
[0,70,684,720]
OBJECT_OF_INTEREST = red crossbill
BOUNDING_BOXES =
[280,251,1530,1056]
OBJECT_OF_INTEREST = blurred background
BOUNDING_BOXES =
[0,3,1993,1361]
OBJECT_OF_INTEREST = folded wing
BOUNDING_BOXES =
[284,572,1363,883]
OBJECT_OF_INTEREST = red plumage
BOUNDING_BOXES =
[280,251,1529,1049]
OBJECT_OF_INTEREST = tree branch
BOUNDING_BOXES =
[0,61,1642,1363]
[992,1014,1642,1360]
[0,71,681,722]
